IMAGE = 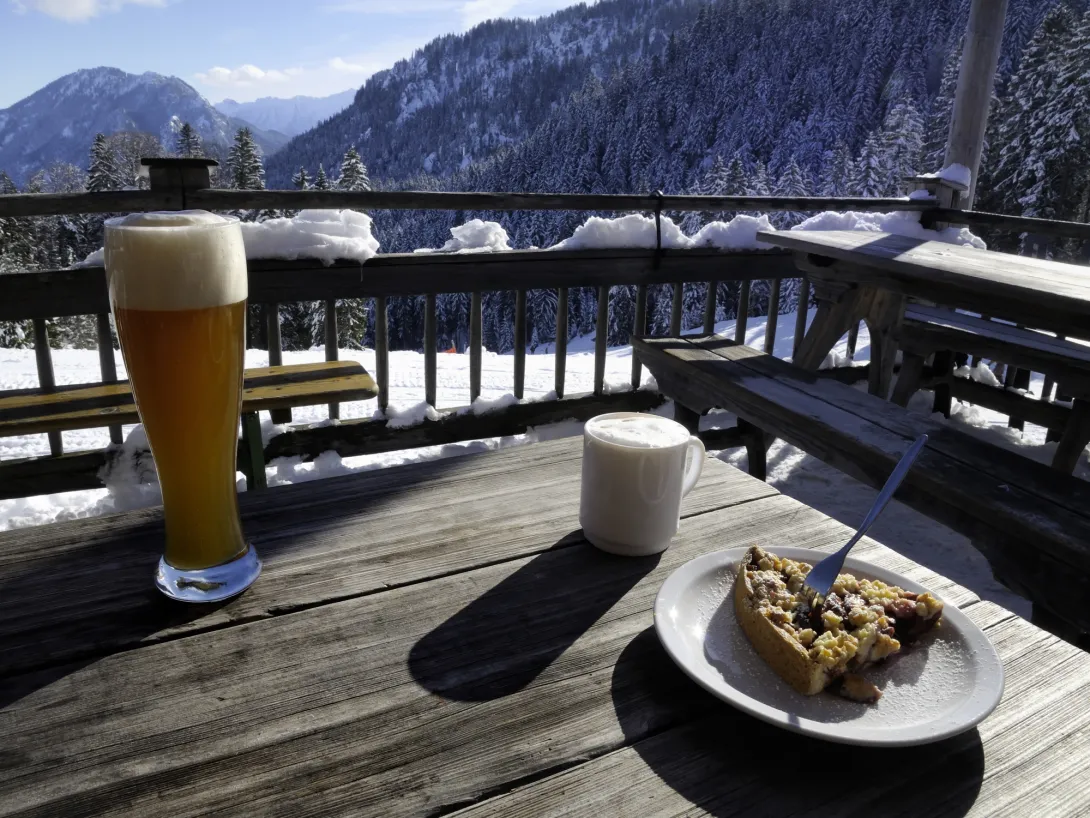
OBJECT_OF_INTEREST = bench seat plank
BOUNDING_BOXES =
[633,334,1090,632]
[0,360,378,436]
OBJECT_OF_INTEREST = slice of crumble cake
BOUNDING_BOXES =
[734,545,943,702]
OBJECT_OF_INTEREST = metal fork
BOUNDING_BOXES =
[804,434,929,599]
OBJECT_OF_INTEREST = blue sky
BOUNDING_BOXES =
[1,0,580,108]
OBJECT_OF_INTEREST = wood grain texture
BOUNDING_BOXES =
[0,436,762,675]
[633,335,1090,630]
[0,478,982,818]
[764,230,1090,337]
[0,361,377,436]
[453,599,1085,818]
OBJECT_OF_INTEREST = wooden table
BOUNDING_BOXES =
[757,230,1090,400]
[2,438,1087,816]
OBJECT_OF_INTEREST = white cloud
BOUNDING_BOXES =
[194,64,302,89]
[10,0,166,21]
[328,57,369,75]
[322,0,578,25]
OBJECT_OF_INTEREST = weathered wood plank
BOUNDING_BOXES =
[0,491,980,818]
[31,319,62,457]
[631,283,647,389]
[792,275,809,360]
[735,280,750,343]
[0,253,799,322]
[595,285,608,396]
[375,295,389,413]
[763,278,781,355]
[324,298,340,419]
[0,361,377,436]
[703,280,717,334]
[0,436,757,675]
[555,287,568,399]
[94,313,123,444]
[763,231,1090,338]
[424,293,437,407]
[670,282,683,336]
[470,291,482,403]
[265,303,292,424]
[453,602,1085,818]
[513,288,526,399]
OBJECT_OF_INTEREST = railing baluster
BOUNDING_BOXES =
[554,288,568,399]
[424,293,437,408]
[324,299,339,420]
[703,281,717,334]
[735,280,751,344]
[33,318,62,456]
[846,321,859,363]
[266,303,292,424]
[632,283,648,389]
[514,288,526,400]
[470,291,482,403]
[96,312,122,445]
[764,278,781,355]
[793,276,810,361]
[670,282,683,337]
[594,285,608,396]
[375,296,389,414]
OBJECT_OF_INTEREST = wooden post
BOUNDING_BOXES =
[631,284,647,390]
[424,293,437,408]
[470,291,482,403]
[594,285,608,396]
[670,282,683,337]
[703,281,717,334]
[763,278,781,355]
[33,318,63,457]
[793,276,809,361]
[735,280,751,344]
[513,289,526,400]
[266,303,292,424]
[95,313,123,445]
[555,288,568,399]
[944,0,1009,208]
[375,296,389,414]
[324,299,339,420]
[846,321,859,363]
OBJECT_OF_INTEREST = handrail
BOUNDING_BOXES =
[0,188,935,219]
[932,208,1090,244]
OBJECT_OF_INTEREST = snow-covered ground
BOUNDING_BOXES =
[3,305,1073,618]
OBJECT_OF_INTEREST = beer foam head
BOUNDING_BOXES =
[588,414,690,448]
[104,211,247,311]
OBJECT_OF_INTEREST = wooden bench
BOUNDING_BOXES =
[633,333,1090,642]
[894,304,1090,472]
[0,360,378,497]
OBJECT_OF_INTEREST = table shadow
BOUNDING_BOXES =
[611,628,985,817]
[409,537,660,701]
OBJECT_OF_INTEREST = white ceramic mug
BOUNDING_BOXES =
[580,412,705,556]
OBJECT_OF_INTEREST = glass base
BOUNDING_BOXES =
[155,544,262,603]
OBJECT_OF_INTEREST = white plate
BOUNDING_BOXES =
[654,546,1004,746]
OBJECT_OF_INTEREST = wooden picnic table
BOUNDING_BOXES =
[757,230,1090,400]
[2,437,1087,816]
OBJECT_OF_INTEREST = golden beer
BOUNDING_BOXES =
[105,212,260,601]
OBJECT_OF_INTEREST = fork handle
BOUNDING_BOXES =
[841,435,928,555]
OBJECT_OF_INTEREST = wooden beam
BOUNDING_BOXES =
[0,251,799,320]
[594,286,608,396]
[943,0,1009,207]
[424,293,437,408]
[554,288,568,399]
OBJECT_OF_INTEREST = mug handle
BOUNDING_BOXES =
[681,436,705,497]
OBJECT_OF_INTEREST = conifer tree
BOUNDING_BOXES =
[314,164,331,190]
[291,167,311,189]
[227,128,266,191]
[773,156,808,226]
[87,134,119,193]
[174,123,203,158]
[337,146,371,192]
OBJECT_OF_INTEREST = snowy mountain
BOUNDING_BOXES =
[0,67,282,183]
[266,0,703,187]
[216,90,356,139]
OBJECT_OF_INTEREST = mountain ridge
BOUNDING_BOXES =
[215,89,357,138]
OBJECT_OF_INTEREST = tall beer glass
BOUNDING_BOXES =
[105,211,261,602]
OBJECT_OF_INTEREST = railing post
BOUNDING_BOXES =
[793,276,810,361]
[763,278,781,355]
[703,281,718,334]
[670,282,683,337]
[513,289,526,400]
[554,288,568,399]
[375,296,389,414]
[266,304,292,424]
[735,280,751,344]
[470,291,482,403]
[631,284,648,389]
[95,313,123,445]
[33,319,62,457]
[324,299,339,420]
[424,293,437,408]
[594,286,608,396]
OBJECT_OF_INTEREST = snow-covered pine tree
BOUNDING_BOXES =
[880,98,925,194]
[337,146,372,192]
[174,123,203,158]
[819,141,854,196]
[849,131,889,197]
[772,156,808,226]
[314,164,331,190]
[749,161,771,197]
[87,134,119,193]
[227,128,265,191]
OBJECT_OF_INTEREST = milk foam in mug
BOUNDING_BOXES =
[580,412,705,556]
